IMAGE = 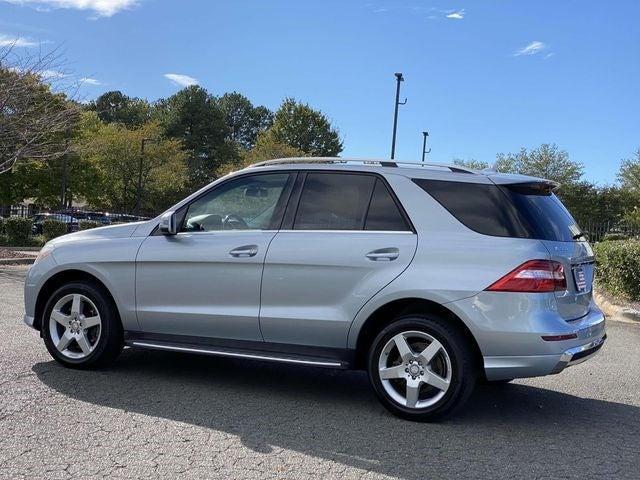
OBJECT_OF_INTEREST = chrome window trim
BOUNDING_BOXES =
[277,230,415,234]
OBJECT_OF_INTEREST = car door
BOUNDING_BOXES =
[135,172,294,341]
[259,171,418,348]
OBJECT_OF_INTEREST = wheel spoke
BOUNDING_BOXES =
[56,331,73,352]
[82,315,100,329]
[51,310,70,326]
[418,339,443,365]
[405,380,420,408]
[391,333,414,361]
[422,370,450,392]
[71,294,82,316]
[379,365,406,380]
[76,332,92,355]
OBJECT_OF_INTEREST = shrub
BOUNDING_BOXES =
[5,217,32,246]
[30,234,47,247]
[0,217,5,236]
[79,220,102,230]
[42,219,67,241]
[593,240,640,301]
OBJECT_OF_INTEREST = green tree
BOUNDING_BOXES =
[495,144,583,185]
[264,98,342,156]
[89,91,151,127]
[155,85,238,187]
[79,120,187,214]
[453,159,490,171]
[618,149,640,193]
[218,92,273,150]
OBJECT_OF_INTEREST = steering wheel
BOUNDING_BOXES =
[222,213,249,230]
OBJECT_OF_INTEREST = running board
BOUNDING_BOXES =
[127,340,347,368]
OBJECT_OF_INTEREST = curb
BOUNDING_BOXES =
[594,290,640,323]
[0,258,35,266]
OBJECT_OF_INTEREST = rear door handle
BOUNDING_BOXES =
[366,248,400,261]
[229,245,258,258]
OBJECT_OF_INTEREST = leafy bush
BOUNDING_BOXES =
[79,220,102,230]
[594,240,640,301]
[5,217,32,245]
[0,217,5,236]
[42,219,67,241]
[30,235,47,247]
[602,232,629,241]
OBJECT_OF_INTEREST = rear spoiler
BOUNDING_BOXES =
[489,174,560,194]
[501,181,560,195]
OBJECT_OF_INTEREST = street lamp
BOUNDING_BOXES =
[135,137,158,217]
[390,72,407,160]
[421,131,431,163]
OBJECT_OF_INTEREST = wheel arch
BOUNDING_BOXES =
[352,297,483,370]
[34,269,122,332]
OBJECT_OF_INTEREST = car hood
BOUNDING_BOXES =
[49,222,146,245]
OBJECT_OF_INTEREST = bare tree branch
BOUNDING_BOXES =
[0,45,80,174]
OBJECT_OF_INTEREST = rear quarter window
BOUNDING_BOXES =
[412,178,579,241]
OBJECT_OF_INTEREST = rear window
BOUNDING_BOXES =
[413,179,579,241]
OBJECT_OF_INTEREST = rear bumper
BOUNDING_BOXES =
[484,332,606,380]
[481,306,606,381]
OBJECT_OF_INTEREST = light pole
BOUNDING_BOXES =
[135,137,157,217]
[421,131,431,163]
[390,72,406,159]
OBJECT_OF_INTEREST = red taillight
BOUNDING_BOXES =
[486,260,567,293]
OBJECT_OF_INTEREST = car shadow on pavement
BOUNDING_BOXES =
[33,348,640,480]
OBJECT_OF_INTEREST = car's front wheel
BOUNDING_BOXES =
[42,282,123,369]
[368,315,477,422]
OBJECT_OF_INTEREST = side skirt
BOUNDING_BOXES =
[124,331,355,369]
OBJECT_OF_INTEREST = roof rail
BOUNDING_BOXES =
[247,157,477,174]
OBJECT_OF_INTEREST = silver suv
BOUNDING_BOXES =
[23,158,606,421]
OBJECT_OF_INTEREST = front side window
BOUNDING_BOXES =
[182,173,290,232]
[294,173,375,230]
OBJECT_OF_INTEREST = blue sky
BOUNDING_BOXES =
[1,0,638,184]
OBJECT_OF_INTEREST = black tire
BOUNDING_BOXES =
[367,315,477,422]
[42,281,123,369]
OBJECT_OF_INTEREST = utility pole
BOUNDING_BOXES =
[421,131,431,163]
[135,138,157,217]
[60,127,71,210]
[390,72,406,159]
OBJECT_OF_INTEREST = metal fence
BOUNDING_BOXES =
[580,221,640,243]
[0,205,150,224]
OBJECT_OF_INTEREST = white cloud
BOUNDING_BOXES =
[446,9,465,20]
[514,40,547,56]
[40,69,66,79]
[0,33,38,46]
[164,73,198,88]
[1,0,139,17]
[80,76,102,85]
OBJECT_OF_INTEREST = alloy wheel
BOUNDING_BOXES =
[377,330,452,409]
[48,293,102,360]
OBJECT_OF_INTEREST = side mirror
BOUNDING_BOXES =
[159,210,178,235]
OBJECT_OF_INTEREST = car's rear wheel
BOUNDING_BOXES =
[42,282,123,369]
[368,315,477,422]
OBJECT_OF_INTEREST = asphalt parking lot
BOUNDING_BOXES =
[1,265,639,480]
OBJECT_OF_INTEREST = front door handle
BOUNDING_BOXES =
[229,245,258,258]
[366,247,400,261]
